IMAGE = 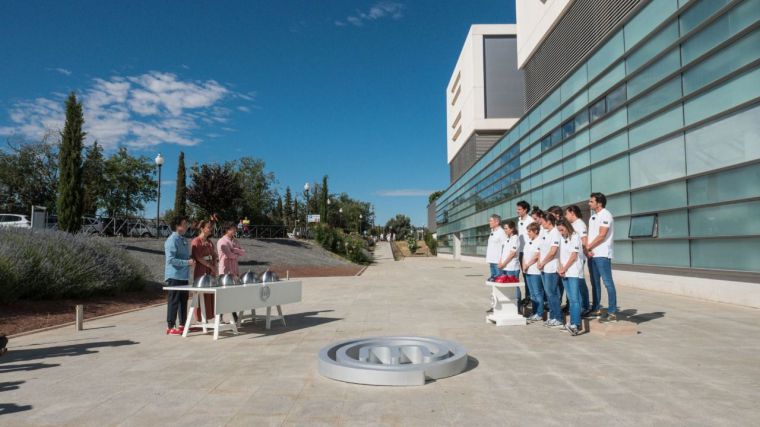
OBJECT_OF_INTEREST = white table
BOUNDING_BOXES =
[163,280,302,340]
[484,280,526,326]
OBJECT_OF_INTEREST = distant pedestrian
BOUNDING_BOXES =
[164,216,195,335]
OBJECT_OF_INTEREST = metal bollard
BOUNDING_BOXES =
[286,270,290,280]
[75,305,84,331]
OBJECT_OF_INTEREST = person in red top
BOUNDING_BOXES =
[191,220,218,321]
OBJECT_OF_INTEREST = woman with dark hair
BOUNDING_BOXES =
[191,220,218,321]
[499,220,520,281]
[522,222,544,322]
[218,223,246,280]
[558,219,583,336]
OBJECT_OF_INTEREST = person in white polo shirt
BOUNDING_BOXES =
[521,222,544,322]
[515,200,534,306]
[557,219,583,336]
[587,192,618,322]
[537,212,563,328]
[564,205,591,317]
[486,214,508,282]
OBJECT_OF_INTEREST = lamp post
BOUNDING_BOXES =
[339,207,343,231]
[326,198,331,226]
[154,153,164,238]
[303,182,310,223]
[359,213,363,234]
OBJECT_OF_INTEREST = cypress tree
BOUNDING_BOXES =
[57,92,85,233]
[320,175,329,220]
[284,186,293,227]
[173,151,187,220]
[82,141,105,216]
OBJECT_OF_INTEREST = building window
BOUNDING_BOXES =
[629,214,658,238]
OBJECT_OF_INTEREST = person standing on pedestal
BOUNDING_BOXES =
[164,216,195,335]
[485,214,508,282]
[191,220,218,322]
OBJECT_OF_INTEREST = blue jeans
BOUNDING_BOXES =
[504,270,521,301]
[579,277,590,311]
[488,263,503,280]
[541,272,562,322]
[589,257,617,314]
[563,277,582,326]
[525,274,544,317]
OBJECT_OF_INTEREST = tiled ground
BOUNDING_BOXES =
[2,243,759,426]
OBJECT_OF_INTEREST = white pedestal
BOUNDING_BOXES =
[484,281,526,326]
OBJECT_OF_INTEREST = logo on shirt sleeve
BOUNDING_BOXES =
[591,216,596,220]
[603,221,609,225]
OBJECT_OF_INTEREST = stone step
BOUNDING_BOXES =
[584,318,638,336]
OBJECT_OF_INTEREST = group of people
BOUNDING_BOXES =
[163,216,246,335]
[486,192,618,336]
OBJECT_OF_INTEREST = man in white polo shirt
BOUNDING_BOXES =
[486,214,507,282]
[516,200,534,305]
[564,205,590,317]
[587,192,618,322]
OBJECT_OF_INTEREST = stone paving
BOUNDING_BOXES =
[2,242,759,426]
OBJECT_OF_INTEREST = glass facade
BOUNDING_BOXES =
[436,0,760,272]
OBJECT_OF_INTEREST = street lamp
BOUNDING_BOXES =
[303,182,310,222]
[359,213,363,234]
[326,198,331,226]
[339,207,343,230]
[154,153,164,238]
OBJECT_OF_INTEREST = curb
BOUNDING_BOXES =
[8,302,166,339]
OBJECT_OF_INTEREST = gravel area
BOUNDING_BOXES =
[116,237,362,282]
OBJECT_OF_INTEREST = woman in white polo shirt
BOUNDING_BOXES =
[521,222,544,322]
[499,220,520,280]
[537,213,563,328]
[557,219,583,336]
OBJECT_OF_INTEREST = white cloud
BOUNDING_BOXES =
[54,68,72,76]
[376,189,434,197]
[336,1,405,27]
[0,71,251,149]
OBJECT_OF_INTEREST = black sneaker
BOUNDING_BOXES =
[584,309,603,318]
[486,308,494,314]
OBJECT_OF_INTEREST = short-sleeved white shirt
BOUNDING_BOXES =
[523,236,541,275]
[517,215,534,253]
[486,227,508,264]
[559,233,584,278]
[500,235,520,271]
[571,218,588,262]
[588,208,614,258]
[538,227,561,273]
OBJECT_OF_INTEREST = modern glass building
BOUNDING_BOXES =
[435,0,760,280]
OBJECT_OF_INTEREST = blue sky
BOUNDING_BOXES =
[0,0,516,226]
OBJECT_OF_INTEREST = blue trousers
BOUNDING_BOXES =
[525,274,544,316]
[541,272,562,322]
[563,277,582,326]
[589,257,617,314]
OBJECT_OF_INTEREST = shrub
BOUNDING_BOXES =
[0,228,149,303]
[407,234,419,254]
[424,229,438,255]
[313,224,370,264]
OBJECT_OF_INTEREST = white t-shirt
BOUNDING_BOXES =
[523,236,541,275]
[559,233,584,278]
[571,218,588,262]
[517,215,534,253]
[538,227,561,273]
[500,235,520,271]
[588,208,614,259]
[486,227,508,264]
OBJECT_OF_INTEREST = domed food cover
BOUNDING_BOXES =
[195,273,215,288]
[241,270,259,284]
[220,274,238,286]
[261,270,279,283]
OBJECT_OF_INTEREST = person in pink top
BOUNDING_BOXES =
[217,223,246,279]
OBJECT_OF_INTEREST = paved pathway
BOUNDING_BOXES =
[2,242,759,426]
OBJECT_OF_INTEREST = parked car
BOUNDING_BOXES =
[0,214,31,228]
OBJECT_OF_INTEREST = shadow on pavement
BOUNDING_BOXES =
[0,381,25,392]
[426,355,479,384]
[119,245,164,255]
[261,239,311,248]
[0,403,33,416]
[0,340,138,364]
[245,310,341,337]
[0,363,60,373]
[618,309,665,324]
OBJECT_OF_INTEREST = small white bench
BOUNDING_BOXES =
[484,280,526,326]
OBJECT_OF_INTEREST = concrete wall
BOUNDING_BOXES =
[515,0,571,68]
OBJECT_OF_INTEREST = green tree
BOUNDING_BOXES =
[283,186,293,228]
[386,214,412,239]
[320,175,328,221]
[0,134,59,212]
[428,190,444,205]
[82,141,105,216]
[173,151,187,221]
[235,157,277,223]
[275,196,284,224]
[57,92,86,233]
[101,148,157,218]
[186,162,242,220]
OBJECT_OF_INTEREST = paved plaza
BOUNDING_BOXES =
[2,243,759,426]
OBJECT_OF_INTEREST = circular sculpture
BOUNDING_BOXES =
[318,336,468,386]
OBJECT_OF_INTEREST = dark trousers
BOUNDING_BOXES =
[166,278,189,328]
